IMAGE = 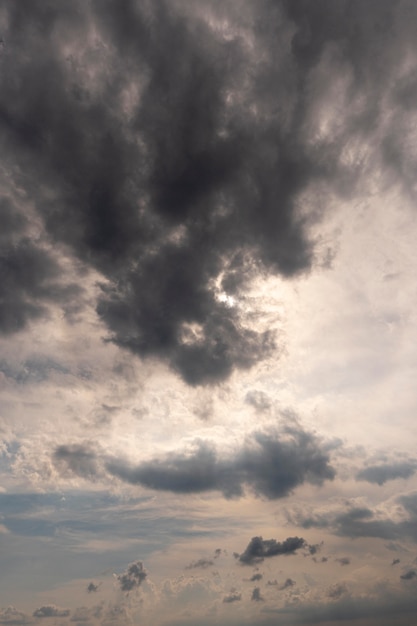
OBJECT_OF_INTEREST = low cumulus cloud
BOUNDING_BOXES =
[33,605,70,618]
[238,536,306,565]
[54,423,335,498]
[0,606,31,625]
[2,0,416,385]
[116,560,147,593]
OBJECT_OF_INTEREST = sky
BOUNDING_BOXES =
[1,0,417,624]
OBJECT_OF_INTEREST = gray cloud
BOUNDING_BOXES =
[356,461,417,485]
[336,557,350,566]
[0,606,31,625]
[223,591,241,604]
[54,444,101,482]
[251,587,264,602]
[280,578,296,590]
[291,492,417,543]
[185,558,214,570]
[238,536,306,565]
[2,1,415,384]
[33,605,70,618]
[327,582,349,599]
[400,569,417,580]
[249,573,263,582]
[54,423,335,499]
[86,582,100,593]
[0,197,82,335]
[116,560,147,593]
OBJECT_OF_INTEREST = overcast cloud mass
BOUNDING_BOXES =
[1,1,417,624]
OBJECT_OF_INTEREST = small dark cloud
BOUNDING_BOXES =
[116,561,147,593]
[33,605,70,618]
[280,578,295,590]
[392,559,401,566]
[54,444,100,481]
[336,557,350,566]
[213,548,222,559]
[223,591,242,604]
[249,573,263,582]
[245,390,271,412]
[400,569,417,580]
[86,581,100,593]
[238,536,306,565]
[267,579,278,586]
[356,461,417,485]
[251,587,264,602]
[185,558,214,570]
[307,542,322,556]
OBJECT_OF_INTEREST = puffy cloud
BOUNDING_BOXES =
[0,606,31,625]
[54,423,335,498]
[238,536,306,565]
[33,605,70,618]
[86,581,100,593]
[116,560,147,593]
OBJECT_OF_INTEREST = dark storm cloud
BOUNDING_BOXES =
[356,461,417,485]
[33,605,70,618]
[0,197,82,335]
[3,1,415,384]
[238,536,306,565]
[116,560,147,592]
[56,423,335,498]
